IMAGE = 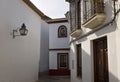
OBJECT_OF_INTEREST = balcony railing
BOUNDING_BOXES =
[82,1,106,29]
[84,2,104,22]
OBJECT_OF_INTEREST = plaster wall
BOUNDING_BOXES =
[39,20,49,73]
[70,0,120,82]
[0,0,42,82]
[49,22,70,70]
[71,25,119,82]
[49,22,70,49]
[116,9,120,81]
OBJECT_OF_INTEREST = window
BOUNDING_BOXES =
[76,44,82,78]
[58,25,67,38]
[70,1,81,32]
[58,53,68,69]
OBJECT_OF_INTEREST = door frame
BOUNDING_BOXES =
[93,36,109,82]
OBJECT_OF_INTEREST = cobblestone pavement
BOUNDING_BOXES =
[36,75,70,82]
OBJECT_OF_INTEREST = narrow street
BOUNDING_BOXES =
[36,74,70,82]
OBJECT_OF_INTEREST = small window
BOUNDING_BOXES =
[58,25,67,38]
[58,53,68,69]
[76,44,82,78]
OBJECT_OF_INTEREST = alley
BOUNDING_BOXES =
[36,74,70,82]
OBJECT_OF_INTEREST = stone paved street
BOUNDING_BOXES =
[36,74,70,82]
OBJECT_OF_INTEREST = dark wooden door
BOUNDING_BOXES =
[93,36,109,82]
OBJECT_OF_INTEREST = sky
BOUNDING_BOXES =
[30,0,69,19]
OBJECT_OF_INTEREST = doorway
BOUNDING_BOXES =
[93,36,109,82]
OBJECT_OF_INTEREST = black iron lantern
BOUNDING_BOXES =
[13,23,28,38]
[19,23,28,36]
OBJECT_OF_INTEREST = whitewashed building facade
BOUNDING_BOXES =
[66,0,120,82]
[0,0,49,82]
[47,18,70,75]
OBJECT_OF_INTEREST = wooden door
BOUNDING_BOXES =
[93,36,109,82]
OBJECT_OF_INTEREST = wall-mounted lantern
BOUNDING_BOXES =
[13,23,28,38]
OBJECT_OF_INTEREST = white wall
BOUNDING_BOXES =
[0,0,42,82]
[71,26,119,82]
[70,0,120,82]
[49,22,70,48]
[116,8,120,81]
[39,20,49,73]
[49,22,70,69]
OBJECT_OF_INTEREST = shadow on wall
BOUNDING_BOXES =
[94,23,117,36]
[38,51,49,78]
[94,0,117,36]
[77,37,88,44]
[81,47,119,82]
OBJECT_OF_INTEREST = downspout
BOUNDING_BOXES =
[70,0,120,44]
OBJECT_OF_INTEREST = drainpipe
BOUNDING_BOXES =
[70,0,120,44]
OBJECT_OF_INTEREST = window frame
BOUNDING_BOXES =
[76,44,82,78]
[58,25,67,38]
[57,53,69,69]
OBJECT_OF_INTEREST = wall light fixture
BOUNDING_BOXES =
[13,23,28,38]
